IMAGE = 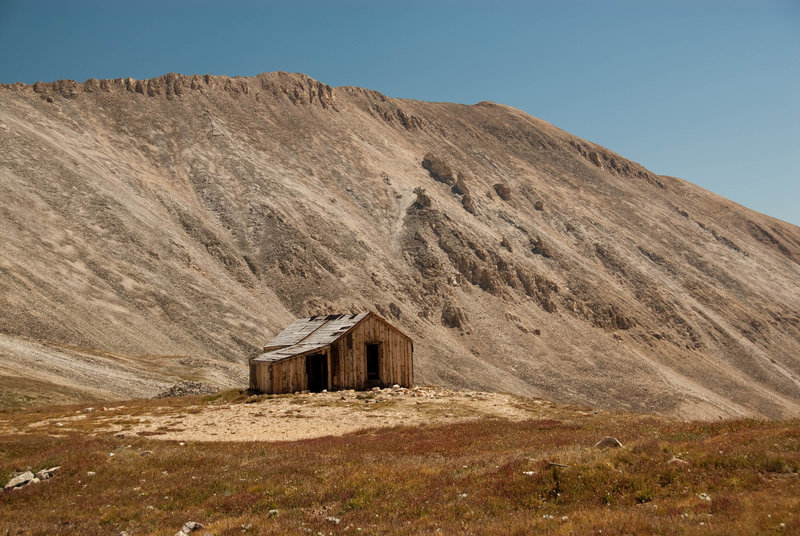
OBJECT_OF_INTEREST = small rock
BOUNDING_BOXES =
[87,471,96,476]
[697,492,711,502]
[594,436,623,449]
[325,516,340,525]
[268,509,279,517]
[140,451,153,457]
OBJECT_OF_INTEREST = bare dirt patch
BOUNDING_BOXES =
[17,387,595,443]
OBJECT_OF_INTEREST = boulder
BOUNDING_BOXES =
[461,194,477,214]
[4,471,36,490]
[493,183,511,201]
[409,187,432,210]
[422,153,456,185]
[35,466,60,480]
[451,175,470,196]
[175,521,204,536]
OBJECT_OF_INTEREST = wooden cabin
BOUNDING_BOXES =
[249,312,413,394]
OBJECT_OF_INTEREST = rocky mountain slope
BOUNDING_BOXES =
[1,72,799,418]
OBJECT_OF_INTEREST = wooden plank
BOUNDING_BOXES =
[357,321,365,389]
[407,339,411,386]
[390,328,397,386]
[326,348,332,391]
[404,337,409,385]
[398,335,403,385]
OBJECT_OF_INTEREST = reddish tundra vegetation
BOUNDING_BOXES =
[1,390,798,535]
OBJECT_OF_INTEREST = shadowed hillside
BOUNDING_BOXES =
[1,72,799,418]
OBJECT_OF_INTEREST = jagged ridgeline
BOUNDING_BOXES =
[1,72,799,417]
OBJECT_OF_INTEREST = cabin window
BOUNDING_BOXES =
[366,343,380,384]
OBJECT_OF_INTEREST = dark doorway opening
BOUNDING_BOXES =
[366,343,380,386]
[306,353,328,392]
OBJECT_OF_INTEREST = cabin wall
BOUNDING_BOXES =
[251,356,310,394]
[331,315,413,390]
[250,361,272,392]
[274,355,307,393]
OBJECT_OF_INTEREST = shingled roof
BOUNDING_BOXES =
[251,313,369,363]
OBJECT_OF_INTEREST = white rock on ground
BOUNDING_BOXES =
[594,436,623,448]
[4,471,37,490]
[35,466,60,480]
[174,521,204,536]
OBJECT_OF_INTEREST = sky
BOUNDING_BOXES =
[1,0,798,226]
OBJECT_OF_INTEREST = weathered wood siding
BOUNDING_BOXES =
[251,355,307,394]
[330,314,413,390]
[250,313,413,394]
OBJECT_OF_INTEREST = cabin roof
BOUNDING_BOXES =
[251,313,370,363]
[251,343,330,363]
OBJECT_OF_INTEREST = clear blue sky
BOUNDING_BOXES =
[1,0,798,226]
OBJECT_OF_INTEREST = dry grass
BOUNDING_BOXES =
[1,393,799,535]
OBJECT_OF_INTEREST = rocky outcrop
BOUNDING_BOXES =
[441,302,469,331]
[156,381,218,398]
[493,183,512,201]
[422,153,457,185]
[530,235,552,258]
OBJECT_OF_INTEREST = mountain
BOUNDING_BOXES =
[1,72,799,417]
